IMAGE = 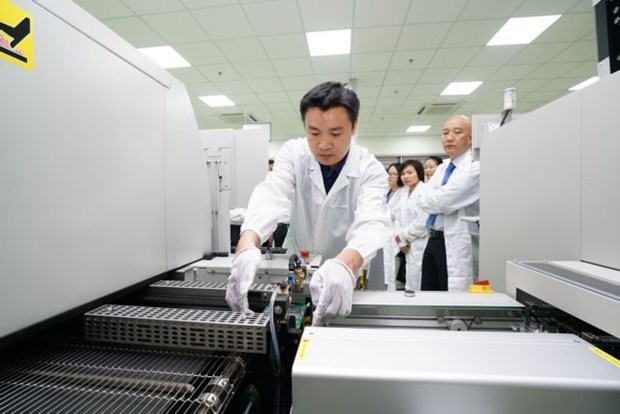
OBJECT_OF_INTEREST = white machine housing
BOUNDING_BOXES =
[1,0,210,340]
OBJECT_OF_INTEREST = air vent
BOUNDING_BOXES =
[417,103,460,116]
[219,113,258,125]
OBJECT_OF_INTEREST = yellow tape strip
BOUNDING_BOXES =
[589,347,620,368]
[296,338,310,361]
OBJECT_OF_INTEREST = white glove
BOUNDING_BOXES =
[310,259,356,326]
[226,246,261,313]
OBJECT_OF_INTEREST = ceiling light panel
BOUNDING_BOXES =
[406,125,431,133]
[487,15,561,46]
[306,29,351,56]
[138,46,190,68]
[199,95,236,107]
[441,81,483,95]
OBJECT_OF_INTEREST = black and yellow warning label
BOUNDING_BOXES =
[0,0,34,70]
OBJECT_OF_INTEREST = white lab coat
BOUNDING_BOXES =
[418,151,480,291]
[382,187,406,290]
[394,182,429,292]
[242,138,392,264]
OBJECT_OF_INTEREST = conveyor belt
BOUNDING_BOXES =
[0,339,247,413]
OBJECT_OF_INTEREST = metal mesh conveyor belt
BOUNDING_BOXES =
[141,280,276,308]
[0,340,247,413]
[85,304,269,354]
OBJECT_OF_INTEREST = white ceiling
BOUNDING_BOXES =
[73,0,597,142]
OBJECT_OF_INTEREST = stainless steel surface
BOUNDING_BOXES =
[0,339,247,413]
[506,260,620,338]
[328,291,524,330]
[85,304,269,354]
[292,328,620,414]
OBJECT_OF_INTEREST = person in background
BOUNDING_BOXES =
[394,160,429,292]
[226,81,391,325]
[419,115,479,292]
[382,163,406,290]
[424,155,443,182]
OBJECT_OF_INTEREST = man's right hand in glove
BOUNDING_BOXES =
[226,232,262,313]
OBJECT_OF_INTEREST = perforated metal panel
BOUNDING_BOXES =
[85,304,269,354]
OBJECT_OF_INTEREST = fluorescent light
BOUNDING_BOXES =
[487,15,561,46]
[199,95,235,107]
[569,76,599,91]
[441,81,483,96]
[406,125,431,133]
[138,46,190,68]
[306,29,351,56]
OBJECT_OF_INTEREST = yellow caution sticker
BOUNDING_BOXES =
[589,346,620,368]
[0,0,34,70]
[296,338,310,361]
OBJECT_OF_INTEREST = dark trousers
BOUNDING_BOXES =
[421,236,448,291]
[273,223,289,247]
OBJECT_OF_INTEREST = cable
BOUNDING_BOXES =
[268,288,282,374]
[499,109,512,126]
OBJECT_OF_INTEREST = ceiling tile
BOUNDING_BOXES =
[142,12,208,43]
[212,80,252,94]
[535,13,595,43]
[457,65,500,81]
[390,50,436,69]
[397,23,452,50]
[168,67,207,84]
[442,19,506,48]
[100,17,163,47]
[351,52,392,72]
[186,81,219,96]
[412,83,445,96]
[490,64,538,81]
[217,38,268,62]
[73,0,134,19]
[514,0,582,16]
[249,78,285,93]
[192,5,255,40]
[123,0,185,14]
[418,67,460,83]
[279,75,317,91]
[471,45,524,66]
[383,69,423,85]
[549,40,597,63]
[352,72,386,87]
[197,63,242,81]
[380,84,414,98]
[314,72,351,84]
[260,34,309,59]
[459,0,522,20]
[509,42,572,65]
[260,91,293,103]
[513,79,551,93]
[298,0,354,31]
[352,27,401,53]
[569,0,595,13]
[539,77,585,91]
[267,102,295,113]
[428,47,480,68]
[272,58,313,76]
[311,56,351,74]
[242,1,303,35]
[562,61,597,78]
[354,0,411,27]
[182,0,234,8]
[356,85,382,98]
[226,92,263,105]
[406,0,467,23]
[234,61,277,79]
[526,62,581,79]
[175,41,228,66]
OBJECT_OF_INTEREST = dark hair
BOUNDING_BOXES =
[387,162,404,187]
[400,159,425,183]
[425,155,443,166]
[300,82,360,126]
[268,159,275,165]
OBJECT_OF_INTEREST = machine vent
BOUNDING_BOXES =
[417,102,460,115]
[219,112,258,125]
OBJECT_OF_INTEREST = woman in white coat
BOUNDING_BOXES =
[394,160,429,292]
[382,163,406,290]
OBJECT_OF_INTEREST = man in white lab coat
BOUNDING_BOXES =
[226,82,391,325]
[418,115,480,292]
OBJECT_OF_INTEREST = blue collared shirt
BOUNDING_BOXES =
[320,151,349,194]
